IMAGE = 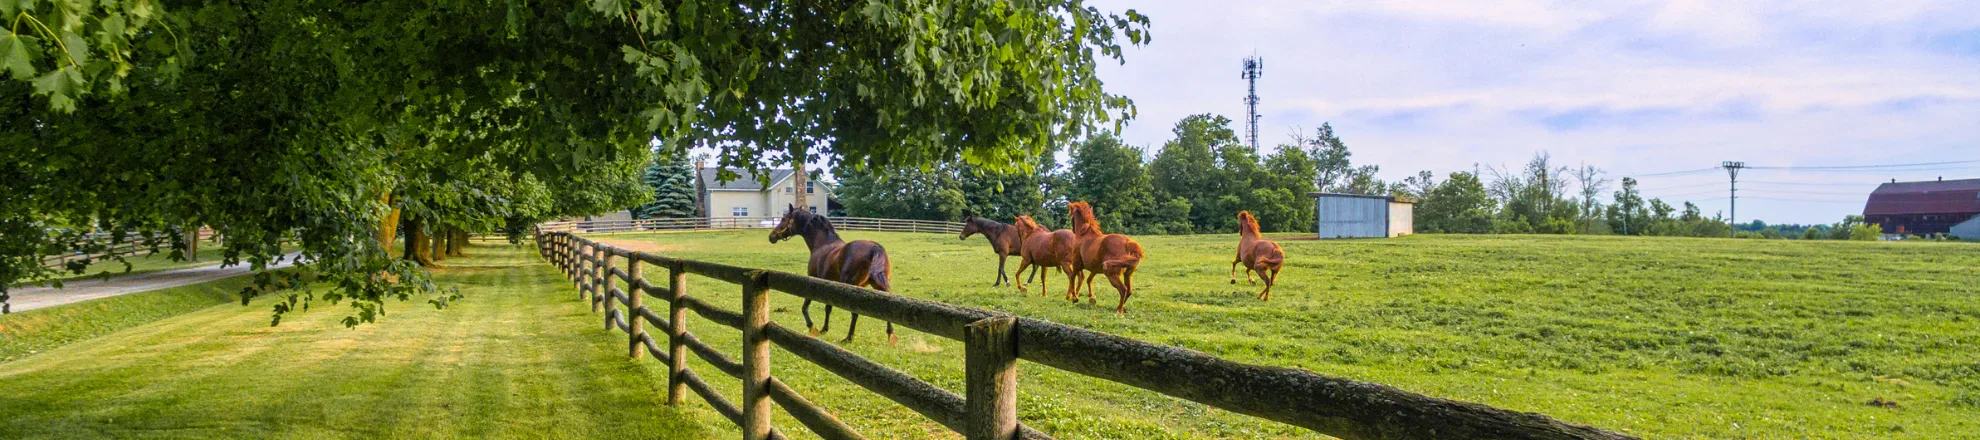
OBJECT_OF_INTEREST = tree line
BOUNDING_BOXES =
[680,114,1884,241]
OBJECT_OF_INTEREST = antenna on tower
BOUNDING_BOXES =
[1241,55,1264,151]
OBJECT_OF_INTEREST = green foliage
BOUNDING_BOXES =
[0,0,1149,320]
[1851,222,1884,241]
[834,165,969,221]
[633,151,697,219]
[1417,172,1496,234]
[1801,227,1824,240]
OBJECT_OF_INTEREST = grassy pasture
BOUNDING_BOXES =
[1,233,1974,439]
[0,245,717,439]
[588,230,1980,439]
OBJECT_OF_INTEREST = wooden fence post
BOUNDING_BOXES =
[602,250,617,329]
[592,246,606,312]
[627,254,644,359]
[965,316,1019,440]
[741,271,773,440]
[667,260,689,405]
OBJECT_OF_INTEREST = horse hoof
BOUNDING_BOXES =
[841,336,856,344]
[808,328,820,337]
[887,334,898,345]
[1228,279,1235,285]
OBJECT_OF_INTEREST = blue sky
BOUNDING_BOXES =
[1088,0,1980,224]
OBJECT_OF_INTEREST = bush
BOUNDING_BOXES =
[1849,223,1883,241]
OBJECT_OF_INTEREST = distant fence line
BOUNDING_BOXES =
[38,228,217,269]
[533,227,1635,440]
[538,216,964,235]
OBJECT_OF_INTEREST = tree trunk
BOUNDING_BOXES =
[430,229,447,262]
[404,216,436,266]
[379,192,401,252]
[447,228,468,257]
[186,225,199,262]
[791,157,808,214]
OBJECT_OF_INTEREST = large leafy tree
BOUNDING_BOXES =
[1416,172,1495,234]
[0,1,1150,319]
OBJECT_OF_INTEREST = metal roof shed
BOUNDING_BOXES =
[1310,193,1415,239]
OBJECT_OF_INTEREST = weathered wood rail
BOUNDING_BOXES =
[539,216,964,235]
[535,229,1637,440]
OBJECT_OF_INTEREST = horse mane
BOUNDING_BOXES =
[1237,210,1260,235]
[1013,215,1041,232]
[1069,201,1103,235]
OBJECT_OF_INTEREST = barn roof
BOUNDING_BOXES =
[1863,178,1980,216]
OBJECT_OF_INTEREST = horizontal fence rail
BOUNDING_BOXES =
[534,228,1635,440]
[539,216,964,235]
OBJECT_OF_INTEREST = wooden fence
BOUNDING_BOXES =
[534,229,1636,440]
[38,228,217,269]
[538,216,964,235]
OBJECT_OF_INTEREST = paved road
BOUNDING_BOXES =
[6,254,302,313]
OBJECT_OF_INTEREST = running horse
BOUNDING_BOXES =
[958,214,1022,286]
[1010,215,1077,296]
[768,205,896,344]
[1230,211,1285,300]
[1066,201,1144,313]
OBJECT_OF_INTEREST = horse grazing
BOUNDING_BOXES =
[959,214,1023,286]
[767,206,895,344]
[1010,215,1077,296]
[1066,201,1144,313]
[1230,211,1285,300]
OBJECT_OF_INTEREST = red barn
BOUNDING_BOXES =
[1862,178,1980,236]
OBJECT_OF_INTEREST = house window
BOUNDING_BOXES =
[787,186,794,193]
[809,206,818,214]
[732,207,748,217]
[806,181,816,194]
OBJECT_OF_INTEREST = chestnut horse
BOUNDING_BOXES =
[1231,211,1285,300]
[1066,201,1144,313]
[768,206,895,344]
[959,214,1022,286]
[1010,215,1077,296]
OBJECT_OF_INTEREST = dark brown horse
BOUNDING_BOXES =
[959,214,1023,286]
[1231,211,1285,300]
[768,206,895,344]
[1066,201,1144,313]
[1010,215,1077,296]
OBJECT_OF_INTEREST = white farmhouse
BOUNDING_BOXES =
[697,168,833,220]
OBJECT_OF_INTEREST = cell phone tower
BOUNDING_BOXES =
[1241,56,1264,151]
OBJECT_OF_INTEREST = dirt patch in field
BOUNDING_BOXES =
[592,239,682,255]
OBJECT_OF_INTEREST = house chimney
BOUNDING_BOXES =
[1938,176,1943,182]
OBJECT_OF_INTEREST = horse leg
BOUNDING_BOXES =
[803,299,819,336]
[1259,268,1278,301]
[869,273,899,346]
[1083,272,1100,305]
[1013,259,1032,292]
[1038,266,1050,298]
[1064,268,1081,302]
[842,313,860,343]
[1246,264,1257,284]
[821,304,834,336]
[990,253,1005,289]
[1229,259,1240,284]
[1106,269,1130,314]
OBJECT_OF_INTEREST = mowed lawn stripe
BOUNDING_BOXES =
[0,244,722,439]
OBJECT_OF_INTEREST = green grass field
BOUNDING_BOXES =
[2,233,1976,439]
[584,230,1980,439]
[0,245,719,439]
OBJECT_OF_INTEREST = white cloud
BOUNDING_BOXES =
[1086,0,1980,223]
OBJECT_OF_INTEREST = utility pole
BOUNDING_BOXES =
[1722,161,1745,238]
[1241,56,1264,151]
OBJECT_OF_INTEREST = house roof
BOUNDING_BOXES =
[699,168,795,191]
[1308,192,1415,204]
[1863,178,1980,216]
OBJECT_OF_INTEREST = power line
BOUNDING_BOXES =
[1747,159,1980,170]
[1629,167,1721,178]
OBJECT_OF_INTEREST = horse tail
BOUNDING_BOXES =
[1103,240,1143,272]
[867,246,893,292]
[1256,248,1283,272]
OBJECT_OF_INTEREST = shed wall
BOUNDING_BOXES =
[1387,202,1414,238]
[1315,196,1389,238]
[1954,216,1980,239]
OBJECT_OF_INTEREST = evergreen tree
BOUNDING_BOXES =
[633,153,698,219]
